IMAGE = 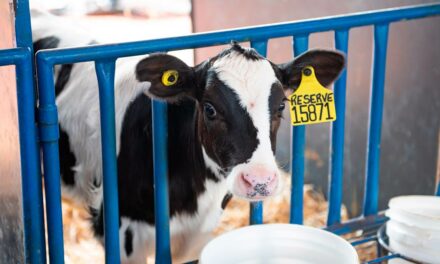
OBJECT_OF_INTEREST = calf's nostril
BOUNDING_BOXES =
[241,174,253,188]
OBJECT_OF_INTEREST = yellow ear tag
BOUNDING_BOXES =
[288,66,336,126]
[161,70,179,86]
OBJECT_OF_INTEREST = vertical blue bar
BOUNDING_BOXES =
[15,50,46,264]
[290,35,309,225]
[37,61,65,263]
[15,0,34,51]
[152,100,172,264]
[95,60,121,264]
[327,29,349,226]
[14,0,46,261]
[249,40,268,225]
[363,24,389,216]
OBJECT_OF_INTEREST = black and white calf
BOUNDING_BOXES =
[32,11,345,264]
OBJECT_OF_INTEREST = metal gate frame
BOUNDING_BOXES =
[2,2,440,263]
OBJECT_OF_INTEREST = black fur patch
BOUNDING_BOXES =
[55,64,73,96]
[33,36,60,52]
[200,72,259,169]
[113,94,210,225]
[124,228,133,257]
[59,126,76,186]
[33,36,73,96]
[214,41,265,62]
[221,192,233,209]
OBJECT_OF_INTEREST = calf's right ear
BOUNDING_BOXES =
[136,54,199,102]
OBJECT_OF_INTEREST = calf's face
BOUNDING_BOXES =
[136,43,345,201]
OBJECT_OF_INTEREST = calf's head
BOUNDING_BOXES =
[136,43,345,201]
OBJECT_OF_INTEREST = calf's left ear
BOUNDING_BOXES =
[136,53,197,102]
[275,49,346,92]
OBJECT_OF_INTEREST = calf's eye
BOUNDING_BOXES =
[203,103,217,119]
[278,102,286,112]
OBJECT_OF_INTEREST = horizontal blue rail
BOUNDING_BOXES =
[33,3,440,263]
[37,4,440,64]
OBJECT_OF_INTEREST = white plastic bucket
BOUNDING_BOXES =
[200,224,359,264]
[385,195,440,264]
[387,195,440,231]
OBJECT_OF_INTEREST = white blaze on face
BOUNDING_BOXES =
[211,50,282,199]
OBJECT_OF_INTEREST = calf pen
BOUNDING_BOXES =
[1,1,440,263]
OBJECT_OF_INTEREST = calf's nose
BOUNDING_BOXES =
[236,165,279,200]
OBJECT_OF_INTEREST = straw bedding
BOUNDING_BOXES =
[61,173,375,263]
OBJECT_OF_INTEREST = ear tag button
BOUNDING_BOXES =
[162,70,179,86]
[287,66,337,126]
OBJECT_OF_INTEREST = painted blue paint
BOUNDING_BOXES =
[325,214,388,235]
[95,60,121,264]
[14,0,47,261]
[365,254,401,264]
[152,100,172,264]
[363,24,389,216]
[15,0,34,51]
[249,40,268,225]
[350,235,377,246]
[0,48,46,264]
[327,29,349,226]
[37,60,65,264]
[290,35,309,225]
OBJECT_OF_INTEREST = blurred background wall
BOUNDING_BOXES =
[0,1,25,263]
[192,0,440,217]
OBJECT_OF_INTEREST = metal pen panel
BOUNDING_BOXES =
[327,29,349,226]
[36,4,440,66]
[249,40,268,225]
[95,60,121,264]
[0,48,46,264]
[290,35,309,225]
[152,100,172,264]
[36,59,65,263]
[363,24,389,216]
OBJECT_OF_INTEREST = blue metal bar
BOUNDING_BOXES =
[37,61,65,263]
[365,254,400,264]
[152,100,172,264]
[363,24,389,216]
[95,60,121,264]
[249,40,268,225]
[36,3,440,65]
[15,0,34,51]
[290,35,308,225]
[325,214,388,235]
[351,235,377,246]
[14,0,47,262]
[327,29,349,226]
[0,48,46,264]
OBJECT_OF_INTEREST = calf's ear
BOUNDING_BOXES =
[136,53,200,102]
[275,50,346,92]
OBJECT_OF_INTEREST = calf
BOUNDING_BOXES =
[32,11,345,263]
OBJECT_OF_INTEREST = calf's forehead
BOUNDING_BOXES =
[212,53,279,110]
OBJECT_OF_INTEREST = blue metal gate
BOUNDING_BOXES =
[1,1,439,263]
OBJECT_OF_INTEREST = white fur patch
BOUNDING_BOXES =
[212,50,281,192]
[118,179,227,263]
[202,147,223,177]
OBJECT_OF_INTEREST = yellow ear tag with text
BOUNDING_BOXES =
[288,66,336,126]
